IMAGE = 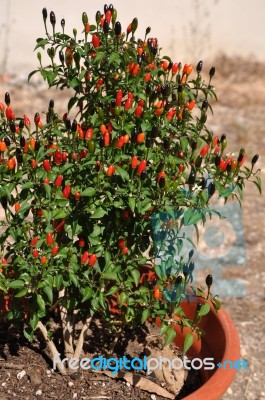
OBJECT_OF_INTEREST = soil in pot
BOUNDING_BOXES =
[0,318,201,399]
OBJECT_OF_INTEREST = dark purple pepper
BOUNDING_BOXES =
[196,60,203,73]
[20,136,26,148]
[35,140,40,152]
[251,154,259,165]
[19,120,24,130]
[195,155,203,168]
[176,275,182,285]
[59,50,64,64]
[114,21,121,36]
[42,8,47,20]
[50,11,56,26]
[187,170,196,185]
[209,66,215,78]
[141,170,147,180]
[220,133,226,142]
[103,19,109,34]
[163,137,170,150]
[201,99,208,111]
[159,176,165,188]
[215,155,221,167]
[9,120,16,134]
[208,182,215,196]
[64,118,71,130]
[5,92,10,106]
[4,137,10,147]
[206,274,213,288]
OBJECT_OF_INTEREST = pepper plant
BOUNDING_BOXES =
[0,4,261,374]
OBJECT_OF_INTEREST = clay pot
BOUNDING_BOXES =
[108,265,240,399]
[157,295,240,399]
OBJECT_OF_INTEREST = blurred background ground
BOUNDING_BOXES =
[0,1,265,399]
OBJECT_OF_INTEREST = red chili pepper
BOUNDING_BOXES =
[85,128,93,140]
[172,63,179,74]
[89,254,97,267]
[46,233,53,246]
[117,136,125,149]
[137,132,145,144]
[116,89,123,106]
[131,64,140,77]
[122,247,128,255]
[106,165,115,176]
[75,192,81,200]
[187,99,196,110]
[41,256,48,264]
[31,236,38,247]
[43,159,51,172]
[124,98,132,111]
[62,185,71,199]
[54,175,63,187]
[51,245,59,256]
[81,251,89,265]
[131,155,138,168]
[32,249,39,258]
[92,34,100,48]
[105,9,112,23]
[200,145,209,157]
[65,46,73,67]
[34,112,40,125]
[5,106,13,120]
[183,63,193,75]
[79,238,85,247]
[104,131,110,147]
[137,160,146,175]
[118,239,126,249]
[212,136,218,147]
[96,77,104,89]
[134,105,143,117]
[144,72,151,82]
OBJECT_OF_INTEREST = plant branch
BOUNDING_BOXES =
[37,321,67,375]
[73,315,92,359]
[59,289,74,360]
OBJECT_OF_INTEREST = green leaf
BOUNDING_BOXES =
[164,326,177,346]
[91,208,106,219]
[128,197,135,213]
[82,287,93,302]
[29,313,39,330]
[37,294,46,312]
[141,309,150,324]
[8,280,25,289]
[106,286,119,296]
[28,69,39,82]
[81,187,96,196]
[53,209,68,219]
[69,272,78,287]
[70,76,80,89]
[53,274,63,291]
[34,38,49,50]
[118,292,127,307]
[131,269,140,286]
[197,302,210,317]
[95,51,106,62]
[183,332,194,354]
[14,288,28,298]
[115,165,129,181]
[109,52,121,64]
[43,286,53,304]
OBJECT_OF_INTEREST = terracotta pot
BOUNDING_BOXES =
[108,265,240,399]
[156,296,240,400]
